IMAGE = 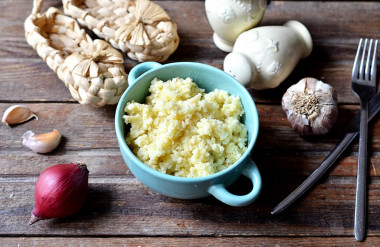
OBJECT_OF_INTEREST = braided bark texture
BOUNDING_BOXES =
[63,0,180,62]
[24,0,128,107]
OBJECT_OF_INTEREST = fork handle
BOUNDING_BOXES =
[354,101,369,242]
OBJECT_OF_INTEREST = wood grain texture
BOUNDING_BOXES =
[1,103,380,179]
[2,237,380,247]
[1,103,379,152]
[1,177,380,237]
[1,1,380,103]
[1,0,380,245]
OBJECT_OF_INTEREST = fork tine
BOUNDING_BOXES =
[364,39,373,81]
[370,39,378,82]
[359,38,368,80]
[352,38,364,79]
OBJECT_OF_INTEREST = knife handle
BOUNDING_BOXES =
[271,91,380,215]
[271,132,357,215]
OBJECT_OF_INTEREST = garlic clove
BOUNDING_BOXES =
[2,105,38,126]
[282,77,338,136]
[22,130,62,153]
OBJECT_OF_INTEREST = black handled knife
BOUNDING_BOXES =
[271,91,380,215]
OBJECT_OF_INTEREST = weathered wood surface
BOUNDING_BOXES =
[2,1,380,104]
[1,0,380,246]
[2,237,380,247]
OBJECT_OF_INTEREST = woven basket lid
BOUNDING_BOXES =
[63,0,179,62]
[25,0,128,107]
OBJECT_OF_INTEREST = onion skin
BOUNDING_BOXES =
[29,162,89,225]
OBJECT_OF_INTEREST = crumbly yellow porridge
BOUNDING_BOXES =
[123,77,248,178]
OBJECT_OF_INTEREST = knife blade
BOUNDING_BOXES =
[271,91,380,215]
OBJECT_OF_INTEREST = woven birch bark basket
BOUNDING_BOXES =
[62,0,179,62]
[24,0,128,107]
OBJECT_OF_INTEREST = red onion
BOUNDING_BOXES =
[29,162,89,225]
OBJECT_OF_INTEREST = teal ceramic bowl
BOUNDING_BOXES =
[115,62,261,206]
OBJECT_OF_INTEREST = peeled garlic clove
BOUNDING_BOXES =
[2,105,38,126]
[282,77,338,136]
[22,130,62,153]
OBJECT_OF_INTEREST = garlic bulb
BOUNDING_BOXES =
[2,105,37,126]
[282,78,338,136]
[22,130,62,153]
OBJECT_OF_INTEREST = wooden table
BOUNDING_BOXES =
[1,0,380,246]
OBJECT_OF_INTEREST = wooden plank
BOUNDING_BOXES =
[0,103,118,150]
[0,1,380,103]
[1,237,380,247]
[1,145,380,178]
[0,149,129,176]
[1,0,380,243]
[1,103,380,152]
[1,103,380,180]
[0,176,380,236]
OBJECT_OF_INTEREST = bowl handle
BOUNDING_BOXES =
[208,159,262,207]
[128,62,162,86]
